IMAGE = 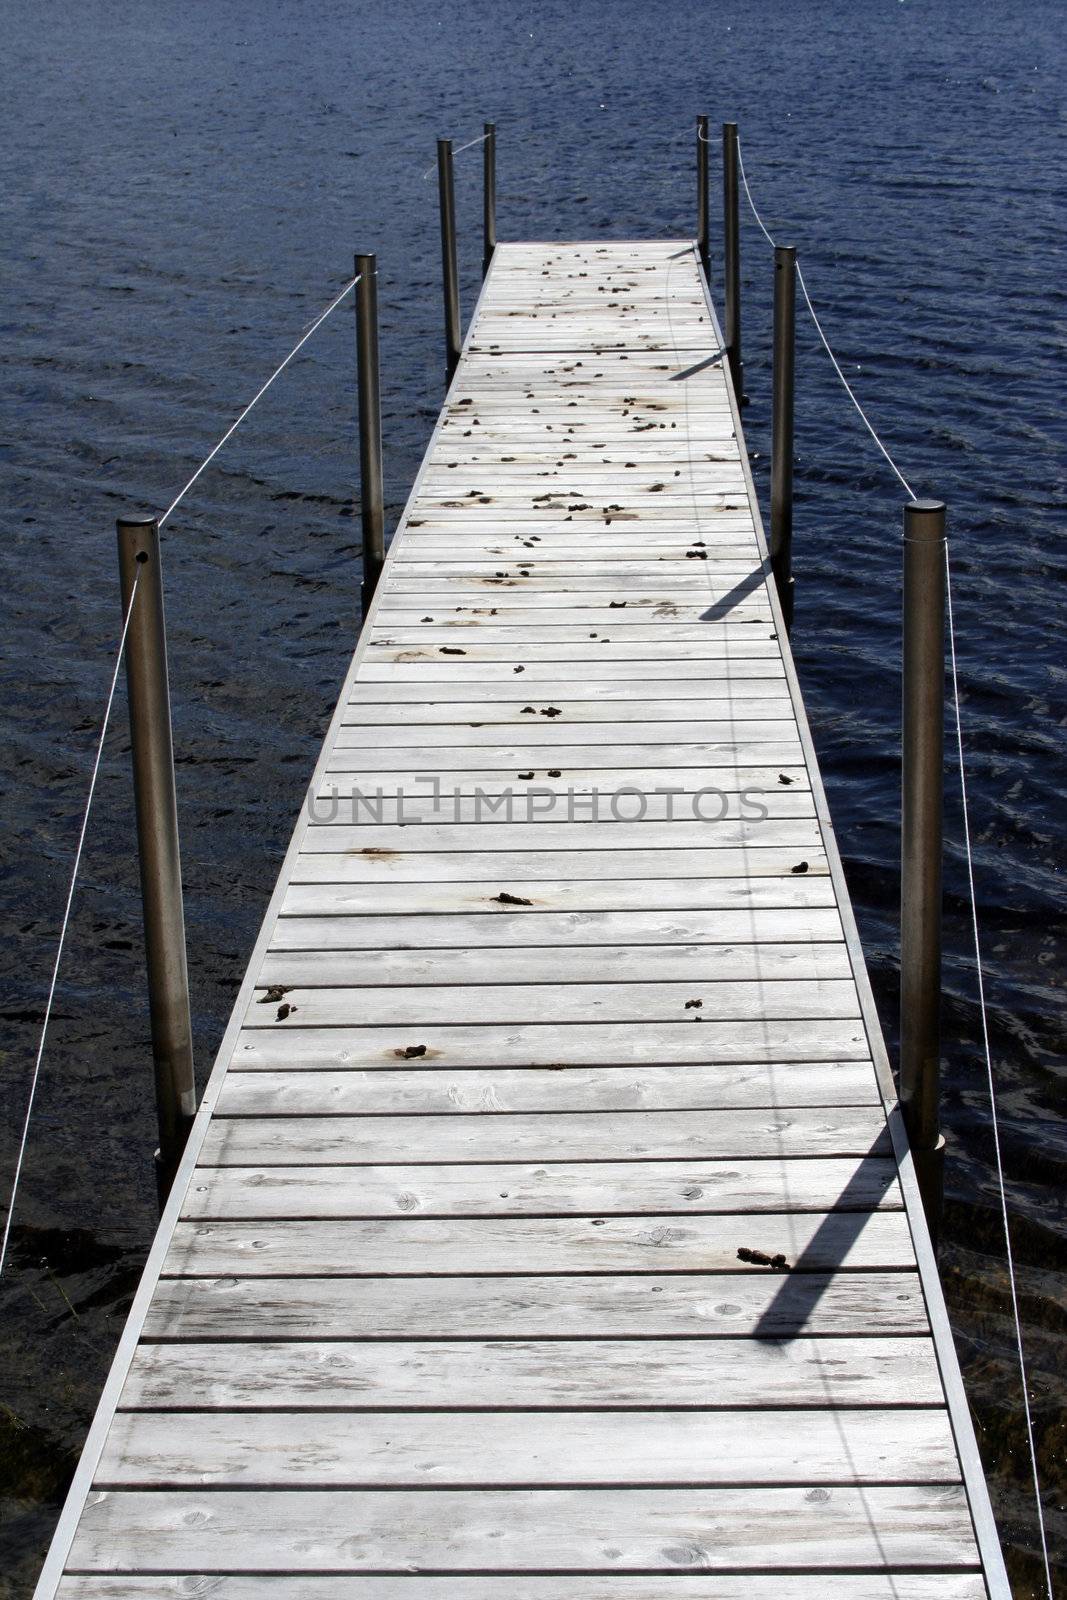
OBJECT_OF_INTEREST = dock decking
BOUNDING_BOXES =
[37,241,1007,1596]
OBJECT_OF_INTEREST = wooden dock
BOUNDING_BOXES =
[36,240,1008,1597]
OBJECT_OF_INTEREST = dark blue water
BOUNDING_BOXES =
[1,1,1064,1592]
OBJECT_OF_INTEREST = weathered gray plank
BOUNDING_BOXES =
[143,1269,930,1341]
[182,1157,900,1220]
[97,1408,958,1488]
[374,608,772,630]
[280,877,838,915]
[255,941,849,989]
[357,659,787,679]
[325,744,808,773]
[330,720,798,748]
[231,1018,871,1070]
[54,1575,992,1599]
[163,1211,911,1277]
[198,1107,889,1166]
[119,1334,942,1411]
[66,1485,980,1573]
[346,677,792,702]
[304,792,818,825]
[340,699,793,726]
[218,1061,880,1115]
[296,819,821,851]
[240,977,862,1028]
[266,906,842,950]
[366,622,782,644]
[289,846,829,883]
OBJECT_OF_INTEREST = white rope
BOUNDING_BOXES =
[735,139,914,498]
[733,131,1051,1592]
[421,130,491,181]
[0,573,141,1280]
[945,557,1054,1600]
[794,262,914,500]
[0,271,362,1277]
[734,140,777,249]
[158,275,360,528]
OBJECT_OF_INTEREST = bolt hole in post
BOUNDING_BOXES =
[116,516,197,1209]
[437,138,461,386]
[770,244,796,631]
[354,252,385,614]
[900,498,948,1245]
[482,122,497,280]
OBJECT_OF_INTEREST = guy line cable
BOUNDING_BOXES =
[2,271,360,1278]
[735,131,1052,1596]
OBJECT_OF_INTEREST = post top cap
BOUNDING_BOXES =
[116,513,159,530]
[906,498,946,513]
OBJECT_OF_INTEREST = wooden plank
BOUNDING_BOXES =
[143,1269,931,1341]
[329,722,798,749]
[337,698,797,724]
[96,1408,959,1488]
[324,744,808,773]
[255,941,848,989]
[290,845,828,880]
[374,603,774,625]
[304,794,817,825]
[279,877,839,916]
[119,1334,943,1410]
[266,907,841,950]
[240,977,862,1027]
[218,1061,879,1115]
[182,1157,901,1219]
[198,1107,888,1165]
[362,641,787,660]
[320,765,810,795]
[296,820,821,852]
[356,660,788,680]
[54,1575,992,1599]
[367,621,783,643]
[162,1211,911,1276]
[232,1018,870,1070]
[371,613,776,635]
[345,677,792,702]
[66,1485,980,1573]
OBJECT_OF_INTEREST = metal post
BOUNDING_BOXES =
[437,138,461,384]
[354,252,384,614]
[722,121,744,403]
[696,115,709,279]
[770,244,796,631]
[116,517,197,1207]
[482,122,497,280]
[900,498,947,1244]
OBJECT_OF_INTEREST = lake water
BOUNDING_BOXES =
[0,0,1064,1592]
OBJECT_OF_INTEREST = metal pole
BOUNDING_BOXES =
[900,497,947,1244]
[696,115,709,279]
[116,516,196,1207]
[354,252,384,614]
[482,122,497,280]
[770,244,796,631]
[722,121,744,403]
[437,138,461,385]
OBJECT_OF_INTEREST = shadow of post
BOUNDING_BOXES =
[753,1134,897,1342]
[699,565,771,622]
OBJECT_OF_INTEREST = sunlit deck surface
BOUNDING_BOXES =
[38,240,1006,1599]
